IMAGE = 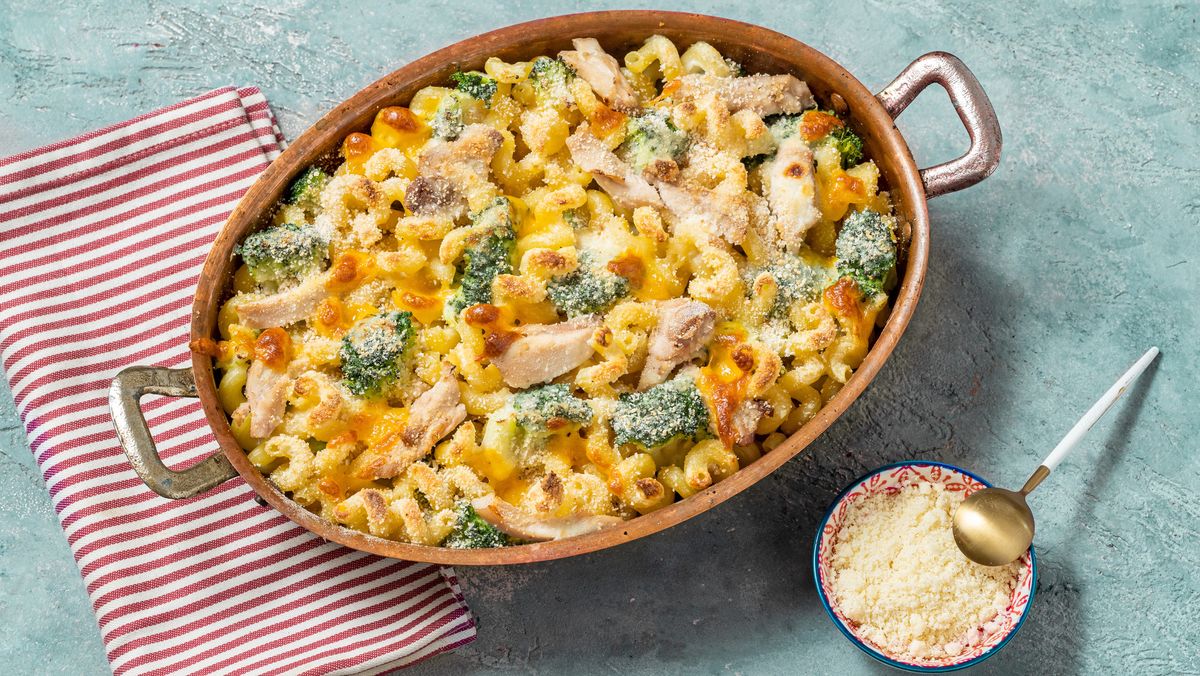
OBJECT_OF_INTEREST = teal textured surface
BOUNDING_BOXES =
[1,1,1196,674]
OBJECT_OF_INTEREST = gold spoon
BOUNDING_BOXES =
[952,347,1160,566]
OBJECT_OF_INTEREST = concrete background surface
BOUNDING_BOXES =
[0,1,1196,674]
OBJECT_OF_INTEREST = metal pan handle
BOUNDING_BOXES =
[876,51,1002,199]
[109,365,238,499]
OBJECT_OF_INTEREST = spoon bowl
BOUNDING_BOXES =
[952,487,1035,567]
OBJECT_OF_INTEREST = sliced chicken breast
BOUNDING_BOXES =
[490,315,600,389]
[638,299,718,390]
[559,38,640,111]
[471,494,623,541]
[237,274,328,330]
[566,125,663,209]
[729,399,771,446]
[246,360,291,438]
[763,136,821,247]
[655,181,749,245]
[419,124,504,179]
[678,73,815,117]
[364,366,468,479]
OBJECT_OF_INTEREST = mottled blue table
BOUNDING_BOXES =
[1,1,1196,674]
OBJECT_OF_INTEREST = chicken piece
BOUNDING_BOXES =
[237,274,328,330]
[558,38,640,111]
[638,299,718,390]
[246,360,291,438]
[490,315,601,389]
[763,136,821,247]
[403,174,466,219]
[470,494,623,541]
[361,366,468,479]
[655,182,750,246]
[677,73,815,117]
[566,125,663,209]
[419,124,504,179]
[729,399,772,446]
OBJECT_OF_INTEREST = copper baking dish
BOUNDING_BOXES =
[109,11,1000,565]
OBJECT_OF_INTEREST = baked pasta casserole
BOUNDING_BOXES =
[204,36,900,547]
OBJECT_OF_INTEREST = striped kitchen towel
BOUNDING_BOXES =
[0,86,476,675]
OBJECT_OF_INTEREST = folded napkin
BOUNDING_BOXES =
[0,86,475,675]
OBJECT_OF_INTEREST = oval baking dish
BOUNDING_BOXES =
[109,10,1001,565]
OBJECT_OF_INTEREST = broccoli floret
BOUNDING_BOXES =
[449,198,517,313]
[617,109,689,172]
[611,375,710,448]
[236,222,328,285]
[528,56,575,102]
[835,209,897,296]
[512,384,593,434]
[443,503,510,549]
[283,166,329,209]
[829,127,864,169]
[563,208,589,230]
[430,95,464,140]
[546,256,629,317]
[340,311,415,396]
[450,70,498,105]
[747,256,836,315]
[724,58,745,77]
[766,113,803,144]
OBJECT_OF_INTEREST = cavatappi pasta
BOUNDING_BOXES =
[206,36,900,548]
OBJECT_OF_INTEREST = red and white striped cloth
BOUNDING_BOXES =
[0,86,476,675]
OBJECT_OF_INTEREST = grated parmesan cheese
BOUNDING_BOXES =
[827,482,1020,660]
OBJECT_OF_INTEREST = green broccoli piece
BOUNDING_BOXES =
[283,166,329,209]
[617,109,689,172]
[835,209,897,296]
[449,198,517,313]
[450,70,498,105]
[724,58,745,77]
[236,222,328,286]
[528,56,575,102]
[546,256,630,317]
[611,375,710,448]
[747,256,836,316]
[829,127,864,169]
[512,383,593,434]
[340,311,415,396]
[766,113,803,144]
[430,95,464,140]
[443,503,510,549]
[563,208,589,230]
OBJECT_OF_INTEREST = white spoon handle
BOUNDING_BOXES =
[1042,346,1160,471]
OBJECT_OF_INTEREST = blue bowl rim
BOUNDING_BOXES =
[811,460,1038,673]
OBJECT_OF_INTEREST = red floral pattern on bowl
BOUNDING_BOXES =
[813,462,1036,671]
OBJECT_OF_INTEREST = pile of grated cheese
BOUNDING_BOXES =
[827,481,1020,660]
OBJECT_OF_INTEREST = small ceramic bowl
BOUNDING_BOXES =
[812,461,1036,671]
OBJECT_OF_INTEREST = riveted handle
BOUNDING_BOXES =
[109,365,238,499]
[876,51,1002,198]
